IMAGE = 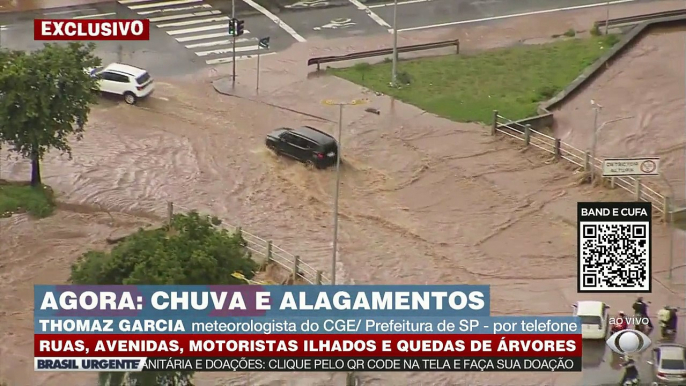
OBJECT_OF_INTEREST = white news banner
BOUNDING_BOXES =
[35,357,147,371]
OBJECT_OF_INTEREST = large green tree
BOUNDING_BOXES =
[71,212,259,386]
[0,42,101,186]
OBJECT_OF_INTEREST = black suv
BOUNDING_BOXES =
[265,126,338,169]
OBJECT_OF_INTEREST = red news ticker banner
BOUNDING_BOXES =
[35,334,581,357]
[34,19,150,41]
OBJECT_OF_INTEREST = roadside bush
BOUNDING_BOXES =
[71,211,258,386]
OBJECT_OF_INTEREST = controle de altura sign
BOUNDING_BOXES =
[602,157,660,177]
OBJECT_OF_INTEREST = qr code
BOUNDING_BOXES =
[579,221,650,292]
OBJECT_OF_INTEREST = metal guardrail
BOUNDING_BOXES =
[492,112,669,217]
[593,9,686,28]
[307,39,460,70]
[168,202,330,285]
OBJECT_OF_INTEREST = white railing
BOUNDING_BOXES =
[168,202,329,285]
[492,113,669,216]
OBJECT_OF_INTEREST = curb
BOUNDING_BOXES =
[211,77,335,123]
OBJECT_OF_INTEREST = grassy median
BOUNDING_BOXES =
[331,35,620,124]
[0,181,55,218]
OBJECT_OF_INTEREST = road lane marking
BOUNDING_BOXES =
[396,0,636,32]
[137,4,211,15]
[148,10,220,22]
[205,52,275,65]
[368,0,431,8]
[240,0,306,42]
[157,16,230,28]
[195,45,260,56]
[185,37,253,48]
[119,0,162,3]
[129,0,202,10]
[175,31,250,42]
[346,0,391,28]
[73,12,117,19]
[44,8,96,15]
[167,23,248,35]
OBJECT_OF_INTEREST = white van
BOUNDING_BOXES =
[573,300,610,340]
[87,63,154,105]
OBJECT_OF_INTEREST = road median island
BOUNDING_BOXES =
[330,34,620,124]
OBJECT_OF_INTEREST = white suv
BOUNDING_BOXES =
[88,63,154,105]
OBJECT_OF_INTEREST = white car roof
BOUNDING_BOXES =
[575,300,604,316]
[659,345,686,360]
[104,63,147,77]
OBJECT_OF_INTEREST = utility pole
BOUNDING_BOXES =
[321,98,368,284]
[604,0,610,35]
[116,1,122,61]
[391,0,398,86]
[590,100,633,181]
[590,100,602,181]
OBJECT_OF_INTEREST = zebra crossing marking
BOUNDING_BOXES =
[129,0,202,10]
[116,0,275,65]
[157,16,230,28]
[148,10,220,22]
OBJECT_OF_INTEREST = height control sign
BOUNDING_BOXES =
[602,157,660,177]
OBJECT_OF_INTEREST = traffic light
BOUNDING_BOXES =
[228,18,236,35]
[236,19,245,36]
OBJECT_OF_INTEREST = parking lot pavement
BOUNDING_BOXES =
[115,0,303,66]
[277,4,388,40]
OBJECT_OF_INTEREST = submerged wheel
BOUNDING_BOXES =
[123,92,137,105]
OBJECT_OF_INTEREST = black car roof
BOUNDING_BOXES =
[293,126,335,144]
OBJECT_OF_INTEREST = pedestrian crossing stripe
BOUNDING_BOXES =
[148,10,220,23]
[185,37,253,48]
[166,24,251,36]
[129,0,203,10]
[174,31,248,43]
[137,4,211,15]
[157,16,230,28]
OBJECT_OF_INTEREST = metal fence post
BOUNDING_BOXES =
[167,201,174,224]
[292,255,300,282]
[266,241,272,264]
[554,139,561,160]
[491,110,498,136]
[584,152,591,173]
[664,196,671,222]
[610,177,616,189]
[455,40,460,54]
[524,124,531,146]
[634,178,642,201]
[316,270,323,284]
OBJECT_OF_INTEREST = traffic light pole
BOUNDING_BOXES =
[256,46,261,93]
[231,0,236,87]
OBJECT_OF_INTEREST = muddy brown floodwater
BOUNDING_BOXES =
[555,27,686,204]
[2,2,686,385]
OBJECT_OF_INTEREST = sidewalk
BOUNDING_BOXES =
[0,0,112,13]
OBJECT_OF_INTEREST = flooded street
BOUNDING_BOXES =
[2,2,686,385]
